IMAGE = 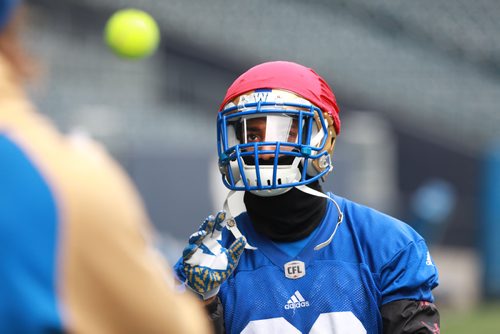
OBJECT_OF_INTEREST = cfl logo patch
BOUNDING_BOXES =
[284,260,306,279]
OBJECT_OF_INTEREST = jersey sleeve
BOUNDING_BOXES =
[378,238,439,305]
[344,197,439,306]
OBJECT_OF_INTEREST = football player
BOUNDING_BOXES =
[0,2,210,333]
[176,61,440,333]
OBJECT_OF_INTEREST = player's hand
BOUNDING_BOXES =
[176,211,246,300]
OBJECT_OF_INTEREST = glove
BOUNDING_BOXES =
[177,211,246,300]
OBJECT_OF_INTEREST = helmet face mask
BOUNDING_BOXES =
[217,89,337,196]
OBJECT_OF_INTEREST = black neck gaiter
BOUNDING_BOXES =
[243,182,327,242]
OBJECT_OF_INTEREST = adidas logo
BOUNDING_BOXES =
[426,252,433,266]
[284,290,310,310]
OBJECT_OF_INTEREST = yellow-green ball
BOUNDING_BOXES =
[104,8,160,59]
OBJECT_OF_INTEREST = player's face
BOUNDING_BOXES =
[241,116,298,160]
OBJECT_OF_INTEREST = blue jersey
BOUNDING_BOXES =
[217,193,439,334]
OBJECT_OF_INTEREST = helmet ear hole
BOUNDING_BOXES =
[306,113,336,177]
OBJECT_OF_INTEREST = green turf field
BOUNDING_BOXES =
[441,303,500,334]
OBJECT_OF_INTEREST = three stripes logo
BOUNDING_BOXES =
[284,290,310,310]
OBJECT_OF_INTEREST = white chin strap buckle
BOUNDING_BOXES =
[224,217,257,250]
[223,190,257,250]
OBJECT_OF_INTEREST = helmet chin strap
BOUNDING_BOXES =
[295,185,344,251]
[222,188,258,250]
[222,182,344,251]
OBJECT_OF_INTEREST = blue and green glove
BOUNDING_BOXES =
[176,211,246,300]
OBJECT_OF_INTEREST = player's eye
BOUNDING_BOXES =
[247,133,260,142]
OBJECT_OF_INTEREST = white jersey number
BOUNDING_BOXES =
[241,312,367,334]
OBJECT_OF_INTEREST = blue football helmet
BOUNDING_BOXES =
[217,89,337,197]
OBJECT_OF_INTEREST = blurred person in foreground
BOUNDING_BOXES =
[175,61,441,333]
[0,1,210,333]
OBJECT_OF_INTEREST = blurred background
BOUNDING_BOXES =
[22,0,500,332]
